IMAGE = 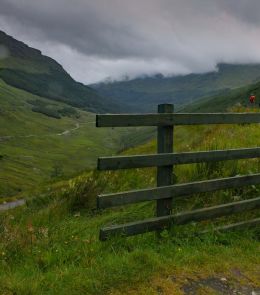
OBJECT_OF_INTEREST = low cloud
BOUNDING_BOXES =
[1,0,260,83]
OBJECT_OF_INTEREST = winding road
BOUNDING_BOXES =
[0,121,95,141]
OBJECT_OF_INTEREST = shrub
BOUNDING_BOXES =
[58,106,80,118]
[32,106,61,119]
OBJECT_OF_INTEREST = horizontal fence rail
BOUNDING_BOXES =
[100,197,260,240]
[97,113,260,127]
[98,147,260,170]
[96,104,260,240]
[201,217,260,234]
[97,173,260,209]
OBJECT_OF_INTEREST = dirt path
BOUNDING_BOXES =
[181,275,260,295]
[0,121,95,141]
[113,269,260,294]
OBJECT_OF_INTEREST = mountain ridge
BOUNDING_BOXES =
[92,63,260,112]
[0,30,119,113]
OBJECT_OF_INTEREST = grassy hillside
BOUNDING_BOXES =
[0,29,259,295]
[0,31,153,200]
[183,80,260,113]
[0,79,152,199]
[0,30,118,113]
[93,63,260,112]
[0,109,259,294]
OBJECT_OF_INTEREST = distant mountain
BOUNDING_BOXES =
[0,30,117,113]
[92,63,260,112]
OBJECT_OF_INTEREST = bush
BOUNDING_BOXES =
[32,106,61,119]
[58,106,80,118]
[62,171,107,212]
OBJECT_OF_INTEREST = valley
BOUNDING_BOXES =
[0,78,152,199]
[93,63,260,112]
[0,31,153,199]
[0,28,259,295]
[0,109,259,294]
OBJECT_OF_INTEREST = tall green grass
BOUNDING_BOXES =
[1,109,260,294]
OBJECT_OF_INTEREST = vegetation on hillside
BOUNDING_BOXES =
[0,79,152,199]
[0,29,259,295]
[0,30,118,113]
[0,108,259,294]
[183,80,260,113]
[93,63,260,112]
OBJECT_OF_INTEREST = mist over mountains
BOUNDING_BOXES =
[93,63,260,112]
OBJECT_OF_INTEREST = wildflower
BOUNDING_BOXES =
[39,227,48,238]
[27,222,34,233]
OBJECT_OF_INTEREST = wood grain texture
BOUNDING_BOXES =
[157,104,174,217]
[97,173,260,209]
[99,197,260,240]
[201,217,260,234]
[96,113,260,127]
[98,147,260,170]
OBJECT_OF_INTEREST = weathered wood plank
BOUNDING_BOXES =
[157,104,174,217]
[203,217,260,233]
[99,197,260,240]
[97,173,260,209]
[98,147,260,170]
[96,113,260,127]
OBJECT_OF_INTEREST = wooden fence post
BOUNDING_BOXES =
[156,104,174,217]
[97,108,260,240]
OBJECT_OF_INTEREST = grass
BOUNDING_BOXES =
[0,106,259,294]
[0,207,258,294]
[0,56,51,75]
[183,79,260,113]
[0,79,152,199]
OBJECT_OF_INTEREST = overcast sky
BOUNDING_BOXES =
[1,0,260,84]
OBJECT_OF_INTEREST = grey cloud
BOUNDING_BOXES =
[0,0,154,58]
[216,0,260,25]
[1,0,260,83]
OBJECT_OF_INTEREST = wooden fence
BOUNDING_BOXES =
[96,104,260,241]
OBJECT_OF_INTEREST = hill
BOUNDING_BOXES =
[0,78,152,199]
[183,80,260,113]
[0,31,154,199]
[93,63,260,112]
[0,30,118,113]
[0,106,259,294]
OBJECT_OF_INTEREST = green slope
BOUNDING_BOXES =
[183,81,260,113]
[0,108,259,294]
[0,30,118,113]
[0,79,151,199]
[93,63,260,112]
